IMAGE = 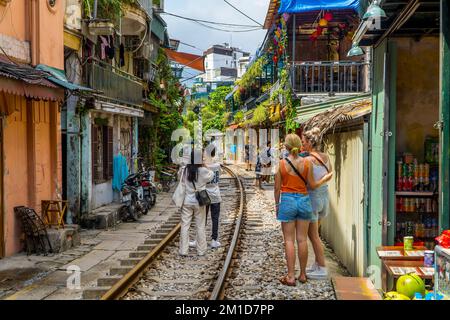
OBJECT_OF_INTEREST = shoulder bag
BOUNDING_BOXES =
[172,167,186,208]
[284,158,308,186]
[193,180,211,207]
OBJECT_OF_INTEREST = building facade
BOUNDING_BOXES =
[0,0,65,257]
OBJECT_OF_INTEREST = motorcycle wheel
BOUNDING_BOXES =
[130,203,138,221]
[150,193,156,206]
[119,206,129,222]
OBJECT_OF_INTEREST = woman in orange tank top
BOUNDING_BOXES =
[274,134,333,285]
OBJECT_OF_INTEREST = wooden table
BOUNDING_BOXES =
[377,246,427,292]
[377,246,427,261]
[382,260,434,291]
[41,200,68,229]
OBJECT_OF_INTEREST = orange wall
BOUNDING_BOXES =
[0,1,27,40]
[0,0,64,68]
[2,94,62,256]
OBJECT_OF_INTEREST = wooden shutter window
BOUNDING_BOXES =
[92,124,101,183]
[107,126,113,179]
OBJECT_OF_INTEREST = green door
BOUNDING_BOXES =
[440,0,450,231]
[368,39,397,282]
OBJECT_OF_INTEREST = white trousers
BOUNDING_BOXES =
[179,204,207,256]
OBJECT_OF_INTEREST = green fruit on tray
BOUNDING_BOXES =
[396,273,426,299]
[384,291,410,300]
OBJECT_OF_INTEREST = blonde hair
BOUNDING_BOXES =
[303,127,322,148]
[284,134,302,154]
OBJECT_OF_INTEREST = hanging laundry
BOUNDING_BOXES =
[106,35,115,59]
[99,36,109,60]
[119,43,125,67]
[113,153,129,192]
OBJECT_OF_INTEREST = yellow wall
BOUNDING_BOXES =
[322,130,365,276]
[395,37,440,161]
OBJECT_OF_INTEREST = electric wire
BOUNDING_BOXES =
[223,0,263,27]
[194,21,262,33]
[161,11,261,28]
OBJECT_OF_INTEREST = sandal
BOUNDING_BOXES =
[279,275,296,286]
[298,275,307,284]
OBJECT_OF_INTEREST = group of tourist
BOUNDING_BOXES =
[172,127,333,285]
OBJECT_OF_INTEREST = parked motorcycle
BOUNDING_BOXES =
[119,173,146,222]
[139,170,157,213]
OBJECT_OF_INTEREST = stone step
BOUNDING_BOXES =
[82,287,111,300]
[137,245,154,251]
[120,258,141,267]
[129,251,148,258]
[144,239,162,245]
[109,266,133,276]
[97,275,123,287]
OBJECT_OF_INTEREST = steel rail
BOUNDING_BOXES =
[210,165,245,300]
[100,223,181,300]
[100,164,244,300]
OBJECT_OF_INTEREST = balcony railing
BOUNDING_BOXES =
[85,59,143,107]
[137,0,152,17]
[292,61,369,95]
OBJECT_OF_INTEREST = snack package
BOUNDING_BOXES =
[436,230,450,249]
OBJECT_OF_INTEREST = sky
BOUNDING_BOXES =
[162,0,271,84]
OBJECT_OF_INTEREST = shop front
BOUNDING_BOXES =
[356,0,449,292]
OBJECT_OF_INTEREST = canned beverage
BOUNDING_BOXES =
[424,250,434,267]
[404,236,414,251]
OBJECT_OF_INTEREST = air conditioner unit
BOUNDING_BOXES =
[135,42,153,60]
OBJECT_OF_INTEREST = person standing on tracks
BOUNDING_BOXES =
[274,134,333,285]
[178,148,214,257]
[301,127,332,280]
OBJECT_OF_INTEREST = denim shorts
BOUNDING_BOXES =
[277,192,314,222]
[309,186,330,220]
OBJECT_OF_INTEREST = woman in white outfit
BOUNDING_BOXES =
[179,149,214,256]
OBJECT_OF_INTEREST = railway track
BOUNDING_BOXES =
[86,165,246,300]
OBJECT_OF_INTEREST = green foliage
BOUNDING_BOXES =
[233,110,244,124]
[239,56,267,90]
[251,103,268,126]
[83,0,136,21]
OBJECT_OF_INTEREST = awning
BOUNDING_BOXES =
[36,64,96,93]
[164,49,205,72]
[0,56,64,102]
[296,94,371,133]
[278,0,360,14]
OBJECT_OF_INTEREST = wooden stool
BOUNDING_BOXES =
[41,200,68,229]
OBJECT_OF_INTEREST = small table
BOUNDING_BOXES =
[41,200,68,229]
[383,260,434,291]
[377,246,427,292]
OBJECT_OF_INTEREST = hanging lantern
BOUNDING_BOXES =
[273,55,278,64]
[282,13,290,22]
[309,31,319,41]
[324,12,333,21]
[278,47,283,56]
[316,27,323,36]
[273,38,278,46]
[319,18,328,27]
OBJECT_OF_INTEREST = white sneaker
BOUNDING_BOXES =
[211,240,221,248]
[189,240,197,248]
[306,266,328,280]
[306,262,319,273]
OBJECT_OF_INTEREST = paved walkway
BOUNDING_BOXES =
[0,193,179,300]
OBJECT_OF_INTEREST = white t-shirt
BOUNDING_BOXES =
[205,162,222,204]
[182,167,214,206]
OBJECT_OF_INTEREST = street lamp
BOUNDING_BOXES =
[363,0,387,21]
[347,42,365,57]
